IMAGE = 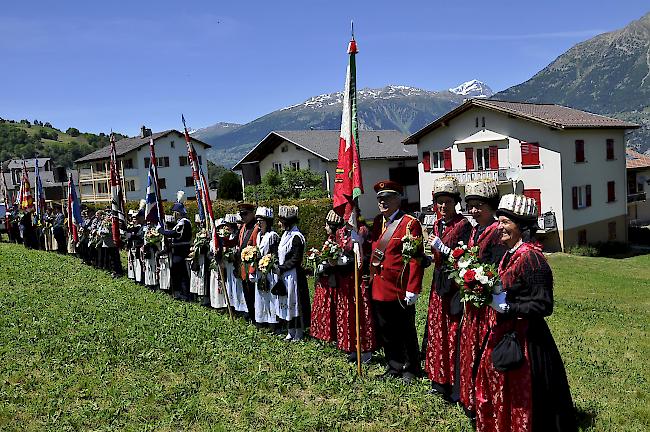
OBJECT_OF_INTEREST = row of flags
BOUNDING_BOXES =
[7,27,364,261]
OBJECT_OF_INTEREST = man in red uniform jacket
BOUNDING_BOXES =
[369,180,424,382]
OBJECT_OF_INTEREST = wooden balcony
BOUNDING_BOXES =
[444,168,509,185]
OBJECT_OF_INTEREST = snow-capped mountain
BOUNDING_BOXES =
[196,80,490,167]
[449,79,494,98]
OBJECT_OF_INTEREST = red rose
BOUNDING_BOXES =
[452,248,464,259]
[463,269,476,283]
[453,261,459,270]
[486,271,494,279]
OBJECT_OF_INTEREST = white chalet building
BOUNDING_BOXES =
[404,99,639,251]
[74,127,211,203]
[233,130,419,217]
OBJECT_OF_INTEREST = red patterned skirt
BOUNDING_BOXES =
[335,275,377,352]
[424,290,462,385]
[475,319,532,432]
[310,276,337,342]
[459,304,494,412]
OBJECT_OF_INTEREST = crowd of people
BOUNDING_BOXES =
[4,177,577,431]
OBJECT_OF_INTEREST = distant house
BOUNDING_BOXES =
[233,130,419,216]
[74,126,211,203]
[626,148,650,226]
[404,99,639,251]
[0,158,70,202]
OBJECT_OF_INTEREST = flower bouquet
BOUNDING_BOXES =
[222,246,237,263]
[447,242,500,308]
[257,253,278,291]
[191,229,210,261]
[401,231,423,263]
[217,226,231,238]
[144,226,162,246]
[241,245,260,268]
[320,239,343,263]
[306,247,321,276]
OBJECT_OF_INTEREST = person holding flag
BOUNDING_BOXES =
[18,161,37,249]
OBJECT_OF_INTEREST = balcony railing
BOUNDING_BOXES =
[628,192,647,203]
[445,168,508,185]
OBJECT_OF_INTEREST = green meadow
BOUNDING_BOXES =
[0,243,648,431]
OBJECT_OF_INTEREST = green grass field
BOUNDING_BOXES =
[0,243,648,431]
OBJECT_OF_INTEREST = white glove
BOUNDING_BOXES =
[404,291,419,306]
[337,255,350,266]
[430,235,451,255]
[248,273,257,282]
[490,292,509,313]
[317,263,327,274]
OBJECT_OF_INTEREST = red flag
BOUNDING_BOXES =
[19,161,34,212]
[333,34,363,227]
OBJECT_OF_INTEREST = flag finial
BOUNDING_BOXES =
[351,20,354,39]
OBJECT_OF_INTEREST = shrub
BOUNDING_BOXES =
[567,244,599,257]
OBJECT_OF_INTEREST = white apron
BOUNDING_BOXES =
[254,231,280,324]
[190,254,208,296]
[144,255,158,286]
[276,226,305,321]
[134,251,143,283]
[127,249,135,279]
[158,253,171,291]
[225,260,247,312]
[210,262,229,309]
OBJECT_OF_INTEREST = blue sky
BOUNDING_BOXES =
[0,1,648,136]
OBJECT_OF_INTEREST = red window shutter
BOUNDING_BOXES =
[607,181,615,202]
[523,189,541,212]
[530,142,540,165]
[521,142,529,165]
[572,186,578,209]
[489,146,499,169]
[606,139,614,160]
[586,185,592,207]
[422,151,431,172]
[465,147,475,171]
[575,140,585,162]
[443,149,452,171]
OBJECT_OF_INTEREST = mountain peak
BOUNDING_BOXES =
[449,79,494,98]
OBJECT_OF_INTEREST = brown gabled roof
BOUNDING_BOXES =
[74,130,211,164]
[403,99,640,144]
[626,148,650,170]
[233,130,415,170]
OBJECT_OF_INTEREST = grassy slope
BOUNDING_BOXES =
[13,124,89,145]
[0,244,648,431]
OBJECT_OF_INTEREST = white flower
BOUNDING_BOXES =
[458,257,472,269]
[459,268,467,278]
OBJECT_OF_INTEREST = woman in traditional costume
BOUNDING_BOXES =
[223,213,247,314]
[253,207,280,327]
[475,194,575,432]
[209,218,230,310]
[335,214,377,363]
[457,179,507,419]
[276,205,311,341]
[310,210,342,344]
[143,221,160,290]
[157,215,174,292]
[190,220,211,306]
[424,176,472,400]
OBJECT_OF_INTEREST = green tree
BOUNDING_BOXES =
[244,169,327,200]
[217,170,243,200]
[66,127,80,137]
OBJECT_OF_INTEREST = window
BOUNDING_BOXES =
[95,162,104,172]
[125,179,136,191]
[575,140,585,163]
[388,166,418,186]
[443,149,452,171]
[422,152,431,171]
[158,178,166,189]
[475,117,479,128]
[489,145,499,169]
[578,229,587,246]
[179,156,188,166]
[572,185,591,209]
[198,156,202,165]
[608,222,617,241]
[170,140,175,148]
[607,181,615,202]
[465,148,475,171]
[606,139,614,160]
[523,189,541,212]
[481,117,486,128]
[185,176,194,187]
[144,157,150,168]
[273,162,283,173]
[158,157,169,167]
[429,151,443,170]
[475,147,490,171]
[123,158,133,169]
[521,142,540,166]
[281,145,288,153]
[290,160,300,170]
[97,182,108,194]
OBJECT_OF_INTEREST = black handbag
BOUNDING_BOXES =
[492,331,524,372]
[434,268,452,296]
[271,278,287,296]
